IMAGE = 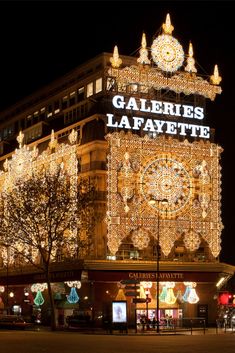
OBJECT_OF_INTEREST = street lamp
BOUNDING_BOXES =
[148,197,168,333]
[145,288,150,329]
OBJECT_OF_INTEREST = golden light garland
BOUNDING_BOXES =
[185,42,197,73]
[0,129,80,266]
[108,13,221,100]
[106,131,223,258]
[137,33,151,65]
[107,65,221,101]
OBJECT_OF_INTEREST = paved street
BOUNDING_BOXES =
[0,330,235,353]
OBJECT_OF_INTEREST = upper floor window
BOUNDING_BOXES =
[62,95,68,110]
[77,87,84,102]
[54,100,60,114]
[69,91,76,107]
[95,78,102,94]
[86,82,93,98]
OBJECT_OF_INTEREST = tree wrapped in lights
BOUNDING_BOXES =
[0,130,96,330]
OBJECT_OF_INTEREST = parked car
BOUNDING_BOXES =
[0,315,29,330]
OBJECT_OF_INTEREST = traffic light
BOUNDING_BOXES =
[218,292,234,305]
[228,294,233,305]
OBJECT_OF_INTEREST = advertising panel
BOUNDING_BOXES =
[112,301,127,323]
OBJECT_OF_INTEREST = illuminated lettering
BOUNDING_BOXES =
[165,121,177,134]
[111,95,204,119]
[106,95,209,139]
[112,95,125,109]
[194,106,204,120]
[182,105,194,118]
[133,117,144,130]
[106,113,118,128]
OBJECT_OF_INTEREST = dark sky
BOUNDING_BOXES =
[0,0,235,265]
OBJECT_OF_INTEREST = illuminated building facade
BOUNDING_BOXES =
[0,14,234,328]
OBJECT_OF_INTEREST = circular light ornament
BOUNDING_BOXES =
[151,34,184,73]
[141,157,191,214]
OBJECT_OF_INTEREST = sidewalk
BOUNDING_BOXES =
[27,324,235,336]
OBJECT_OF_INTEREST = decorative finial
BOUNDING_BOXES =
[3,158,8,171]
[16,131,24,149]
[162,13,174,35]
[137,32,151,65]
[210,64,222,85]
[49,129,58,150]
[110,45,122,68]
[68,129,78,144]
[185,42,197,73]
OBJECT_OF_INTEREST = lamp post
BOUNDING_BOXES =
[149,197,168,333]
[6,244,9,315]
[145,288,150,329]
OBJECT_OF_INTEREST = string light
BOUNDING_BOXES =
[34,290,45,306]
[165,282,177,305]
[159,284,168,302]
[137,33,151,65]
[0,129,81,265]
[65,281,81,289]
[67,287,80,304]
[185,42,197,73]
[106,132,222,258]
[108,13,221,100]
[183,282,199,304]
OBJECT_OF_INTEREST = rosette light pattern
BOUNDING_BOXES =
[131,228,150,249]
[151,34,184,72]
[184,230,201,252]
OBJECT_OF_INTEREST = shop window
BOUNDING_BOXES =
[95,77,102,93]
[116,243,140,260]
[106,255,116,260]
[86,82,93,98]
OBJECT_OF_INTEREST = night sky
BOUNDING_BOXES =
[0,1,235,265]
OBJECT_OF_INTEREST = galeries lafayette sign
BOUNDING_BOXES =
[88,270,219,282]
[106,95,210,139]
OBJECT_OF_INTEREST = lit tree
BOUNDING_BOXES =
[0,161,95,330]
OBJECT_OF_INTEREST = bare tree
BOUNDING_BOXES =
[0,164,95,330]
